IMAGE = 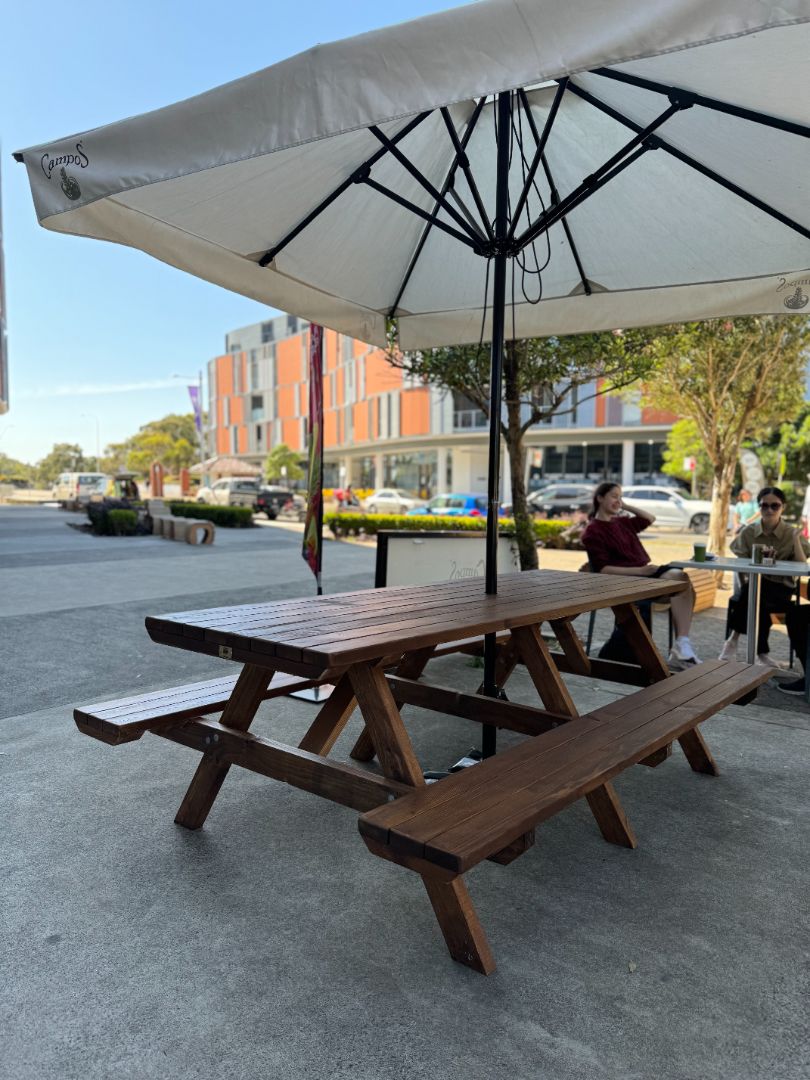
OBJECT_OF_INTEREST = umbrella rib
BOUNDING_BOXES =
[362,176,480,250]
[506,78,568,242]
[258,111,431,266]
[515,87,591,296]
[514,98,683,249]
[388,97,488,318]
[519,144,652,249]
[439,107,495,241]
[568,82,810,243]
[591,67,810,140]
[368,125,486,243]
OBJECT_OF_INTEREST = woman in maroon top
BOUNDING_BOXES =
[582,482,700,664]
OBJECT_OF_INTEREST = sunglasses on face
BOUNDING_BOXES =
[759,501,783,510]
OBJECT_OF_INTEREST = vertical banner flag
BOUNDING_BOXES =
[187,384,202,432]
[303,325,324,592]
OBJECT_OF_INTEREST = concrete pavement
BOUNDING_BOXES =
[2,506,808,1080]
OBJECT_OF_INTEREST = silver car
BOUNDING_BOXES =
[364,488,424,514]
[196,477,260,507]
[622,485,714,532]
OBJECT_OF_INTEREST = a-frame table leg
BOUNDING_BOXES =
[348,660,496,974]
[349,646,436,763]
[511,623,638,849]
[585,781,638,848]
[297,673,357,755]
[678,726,720,776]
[174,664,273,830]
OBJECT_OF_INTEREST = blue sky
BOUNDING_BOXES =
[1,0,466,464]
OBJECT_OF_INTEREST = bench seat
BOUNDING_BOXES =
[74,671,327,746]
[359,660,771,876]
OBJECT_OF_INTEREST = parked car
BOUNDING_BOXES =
[51,472,110,508]
[527,483,594,518]
[254,485,295,519]
[622,485,725,532]
[406,493,501,518]
[196,477,260,507]
[364,488,424,514]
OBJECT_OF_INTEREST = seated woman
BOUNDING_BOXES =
[581,481,700,665]
[720,486,809,666]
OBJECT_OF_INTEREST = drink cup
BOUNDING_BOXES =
[752,544,764,565]
[693,543,706,562]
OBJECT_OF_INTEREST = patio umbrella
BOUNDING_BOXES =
[14,0,810,705]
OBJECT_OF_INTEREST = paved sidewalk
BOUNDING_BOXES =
[2,507,808,1080]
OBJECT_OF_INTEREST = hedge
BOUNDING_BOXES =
[107,509,138,536]
[324,511,569,542]
[169,502,254,528]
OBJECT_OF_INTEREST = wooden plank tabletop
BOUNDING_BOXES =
[146,570,685,674]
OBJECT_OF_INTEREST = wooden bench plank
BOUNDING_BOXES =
[359,661,771,875]
[378,663,745,857]
[74,670,328,745]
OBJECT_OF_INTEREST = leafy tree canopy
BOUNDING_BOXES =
[390,329,658,569]
[35,443,92,486]
[660,419,712,494]
[643,315,810,553]
[264,443,304,484]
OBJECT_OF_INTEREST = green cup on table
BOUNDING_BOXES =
[693,542,706,562]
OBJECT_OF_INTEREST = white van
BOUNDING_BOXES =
[52,472,110,508]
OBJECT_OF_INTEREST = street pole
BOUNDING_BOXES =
[198,368,207,486]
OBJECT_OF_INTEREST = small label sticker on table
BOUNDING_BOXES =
[218,645,233,659]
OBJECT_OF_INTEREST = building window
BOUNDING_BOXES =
[256,425,263,444]
[250,350,260,391]
[286,314,298,336]
[251,394,264,421]
[222,398,230,427]
[261,321,275,343]
[233,355,242,394]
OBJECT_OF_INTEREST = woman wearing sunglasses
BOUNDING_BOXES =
[720,486,810,665]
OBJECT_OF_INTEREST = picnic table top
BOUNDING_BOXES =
[145,569,685,674]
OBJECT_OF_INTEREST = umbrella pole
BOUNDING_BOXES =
[481,90,512,757]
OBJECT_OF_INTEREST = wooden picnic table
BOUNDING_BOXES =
[75,570,771,975]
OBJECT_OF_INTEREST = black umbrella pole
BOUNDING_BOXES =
[481,91,512,757]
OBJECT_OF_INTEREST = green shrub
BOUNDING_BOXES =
[106,509,138,536]
[169,502,254,528]
[324,511,569,542]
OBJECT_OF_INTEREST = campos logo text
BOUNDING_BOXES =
[776,276,809,311]
[40,142,89,201]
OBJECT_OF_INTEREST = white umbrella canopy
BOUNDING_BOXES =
[13,0,810,351]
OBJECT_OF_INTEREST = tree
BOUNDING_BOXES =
[643,317,809,556]
[751,405,810,484]
[264,443,304,484]
[126,432,175,477]
[35,443,90,486]
[98,413,201,479]
[0,452,36,486]
[389,331,656,569]
[660,419,712,496]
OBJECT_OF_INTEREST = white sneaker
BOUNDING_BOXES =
[718,638,738,661]
[755,653,781,669]
[670,638,701,665]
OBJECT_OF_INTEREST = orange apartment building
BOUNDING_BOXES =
[207,313,677,496]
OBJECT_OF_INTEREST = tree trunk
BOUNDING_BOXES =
[709,460,736,558]
[504,342,538,570]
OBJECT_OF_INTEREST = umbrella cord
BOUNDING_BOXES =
[511,98,551,305]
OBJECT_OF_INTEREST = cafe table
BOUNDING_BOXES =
[670,557,809,665]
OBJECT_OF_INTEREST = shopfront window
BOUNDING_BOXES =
[383,451,437,499]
